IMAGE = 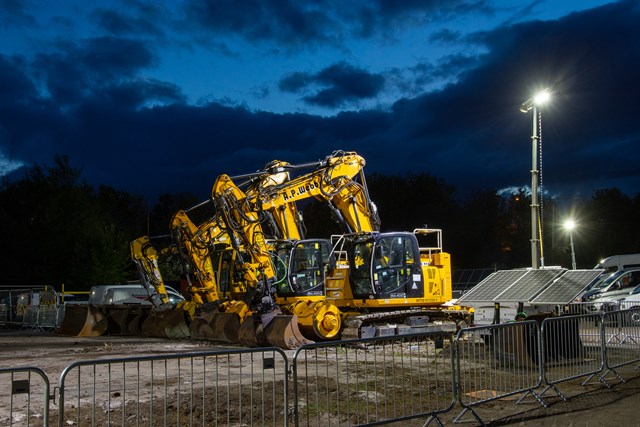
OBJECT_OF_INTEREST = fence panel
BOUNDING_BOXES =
[455,321,543,425]
[0,367,51,427]
[56,348,288,426]
[539,313,606,400]
[292,332,456,426]
[601,307,640,381]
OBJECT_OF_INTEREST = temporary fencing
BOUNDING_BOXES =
[601,306,640,382]
[0,367,50,427]
[454,321,544,424]
[0,288,59,331]
[292,332,456,426]
[2,305,640,426]
[539,313,607,401]
[56,348,288,426]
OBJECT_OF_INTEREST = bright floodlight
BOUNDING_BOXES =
[519,88,551,112]
[533,90,551,105]
[564,219,576,231]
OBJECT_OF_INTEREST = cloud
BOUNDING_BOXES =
[0,0,639,204]
[30,36,160,106]
[0,0,35,27]
[279,62,385,108]
[91,8,164,37]
[183,0,498,49]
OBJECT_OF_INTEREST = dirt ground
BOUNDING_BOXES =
[1,329,640,426]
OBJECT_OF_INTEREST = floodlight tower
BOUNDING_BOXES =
[520,89,551,269]
[564,219,577,270]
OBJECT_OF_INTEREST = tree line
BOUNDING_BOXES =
[1,156,639,290]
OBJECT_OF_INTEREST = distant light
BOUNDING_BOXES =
[564,219,576,231]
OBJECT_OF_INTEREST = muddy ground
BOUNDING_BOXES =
[1,329,640,426]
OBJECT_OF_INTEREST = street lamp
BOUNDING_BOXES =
[563,219,577,270]
[520,89,551,269]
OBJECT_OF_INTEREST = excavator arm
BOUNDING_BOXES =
[258,151,380,233]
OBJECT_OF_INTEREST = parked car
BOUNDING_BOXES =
[581,268,640,302]
[594,253,640,273]
[90,283,184,306]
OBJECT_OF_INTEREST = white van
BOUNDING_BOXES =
[90,283,184,306]
[594,254,640,273]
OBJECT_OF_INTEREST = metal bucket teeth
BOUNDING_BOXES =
[265,315,314,349]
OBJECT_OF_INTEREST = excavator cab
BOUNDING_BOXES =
[348,232,424,300]
[278,239,334,297]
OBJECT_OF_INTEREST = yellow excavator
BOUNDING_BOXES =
[64,151,468,347]
[129,159,307,344]
[212,151,469,343]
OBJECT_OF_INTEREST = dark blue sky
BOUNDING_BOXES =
[0,0,637,204]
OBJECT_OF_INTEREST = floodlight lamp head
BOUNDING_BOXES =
[564,219,576,231]
[519,99,533,113]
[533,90,551,105]
[519,88,551,113]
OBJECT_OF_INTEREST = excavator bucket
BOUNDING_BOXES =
[58,304,108,337]
[189,311,219,340]
[237,315,267,347]
[105,307,133,335]
[127,310,146,335]
[141,308,190,339]
[209,312,241,343]
[264,314,313,350]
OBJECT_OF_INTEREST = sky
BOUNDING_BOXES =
[0,0,638,205]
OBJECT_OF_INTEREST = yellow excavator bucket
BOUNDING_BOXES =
[57,304,108,337]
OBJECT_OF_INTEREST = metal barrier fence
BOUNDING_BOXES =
[2,307,640,426]
[454,321,544,425]
[292,332,456,426]
[0,367,50,427]
[56,348,288,426]
[539,313,607,401]
[0,288,59,331]
[601,307,640,382]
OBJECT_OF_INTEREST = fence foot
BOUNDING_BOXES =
[423,414,445,427]
[516,389,548,408]
[453,407,485,426]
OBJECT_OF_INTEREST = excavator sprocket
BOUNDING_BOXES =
[58,304,108,337]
